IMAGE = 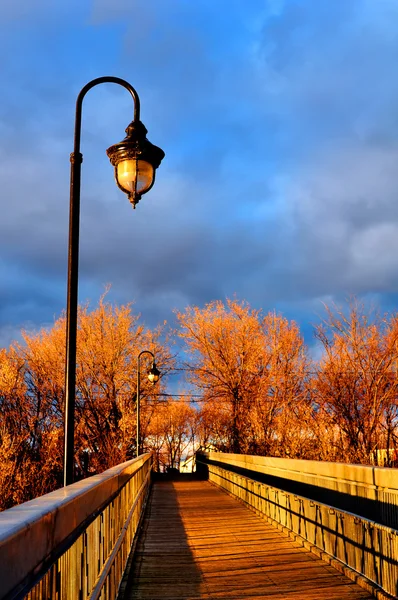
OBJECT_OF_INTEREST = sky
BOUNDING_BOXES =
[1,0,398,350]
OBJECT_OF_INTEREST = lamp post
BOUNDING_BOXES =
[136,350,160,457]
[64,77,165,486]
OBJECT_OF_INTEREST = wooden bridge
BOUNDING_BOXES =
[119,478,373,599]
[0,452,397,599]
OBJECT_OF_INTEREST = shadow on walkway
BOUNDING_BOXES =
[119,478,203,599]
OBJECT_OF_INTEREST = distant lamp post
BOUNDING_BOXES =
[136,350,160,457]
[64,77,164,487]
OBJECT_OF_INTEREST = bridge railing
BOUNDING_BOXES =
[197,451,398,599]
[0,454,152,600]
[197,451,398,527]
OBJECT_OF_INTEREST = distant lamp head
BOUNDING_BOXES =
[147,361,161,384]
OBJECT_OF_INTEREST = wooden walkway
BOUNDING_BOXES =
[119,479,373,600]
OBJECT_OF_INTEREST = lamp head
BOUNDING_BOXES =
[106,120,165,209]
[147,361,161,384]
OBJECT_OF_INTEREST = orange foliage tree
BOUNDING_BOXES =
[176,299,310,456]
[313,301,398,465]
[249,312,311,457]
[146,399,198,471]
[74,297,173,474]
[176,299,266,453]
[0,347,32,509]
[0,296,173,509]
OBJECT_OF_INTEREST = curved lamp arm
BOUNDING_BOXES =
[73,77,140,157]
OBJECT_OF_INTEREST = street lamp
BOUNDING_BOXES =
[136,350,160,457]
[64,77,165,486]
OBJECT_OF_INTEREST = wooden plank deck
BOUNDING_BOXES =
[119,479,374,599]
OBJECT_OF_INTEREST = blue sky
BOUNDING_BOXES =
[1,0,398,348]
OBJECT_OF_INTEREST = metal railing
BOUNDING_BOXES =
[197,452,398,599]
[0,454,152,600]
[197,451,398,528]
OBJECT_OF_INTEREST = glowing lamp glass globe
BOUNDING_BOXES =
[117,159,154,194]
